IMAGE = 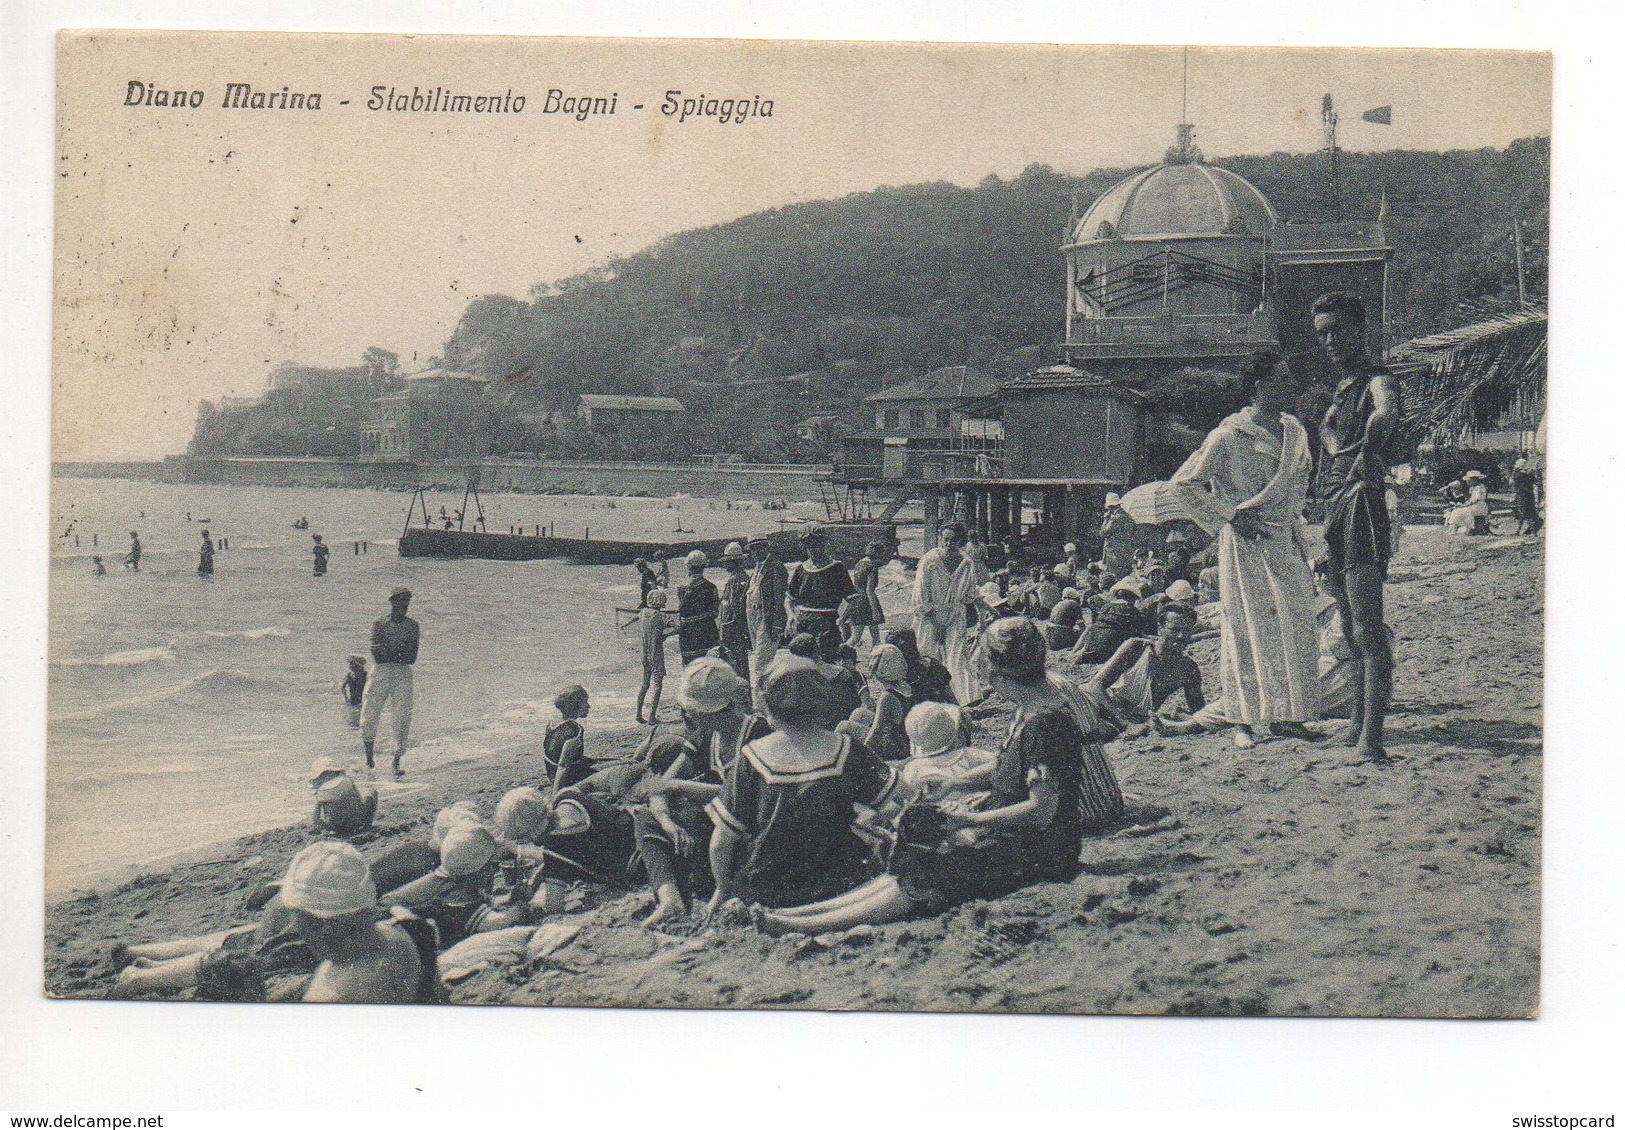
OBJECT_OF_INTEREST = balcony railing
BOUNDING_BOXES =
[1069,311,1274,346]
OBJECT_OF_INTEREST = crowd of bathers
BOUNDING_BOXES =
[103,516,1382,1005]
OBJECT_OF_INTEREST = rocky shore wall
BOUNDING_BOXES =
[56,456,833,500]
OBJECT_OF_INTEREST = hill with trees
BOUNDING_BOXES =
[189,138,1548,461]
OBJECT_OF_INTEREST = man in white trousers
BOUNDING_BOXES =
[362,586,420,779]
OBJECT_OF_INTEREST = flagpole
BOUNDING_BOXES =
[1322,94,1342,222]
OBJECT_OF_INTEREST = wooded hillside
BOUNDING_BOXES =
[191,139,1548,462]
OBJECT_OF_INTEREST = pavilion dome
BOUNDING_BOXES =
[1073,160,1279,243]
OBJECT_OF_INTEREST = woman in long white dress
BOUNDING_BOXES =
[912,522,990,704]
[1167,352,1321,746]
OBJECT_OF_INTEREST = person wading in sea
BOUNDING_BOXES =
[362,586,420,778]
[1312,291,1402,764]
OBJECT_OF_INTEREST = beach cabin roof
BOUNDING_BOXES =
[865,366,995,404]
[577,394,686,412]
[405,367,488,383]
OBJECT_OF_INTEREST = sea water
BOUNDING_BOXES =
[48,478,912,896]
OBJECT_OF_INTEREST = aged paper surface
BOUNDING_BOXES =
[46,30,1548,1022]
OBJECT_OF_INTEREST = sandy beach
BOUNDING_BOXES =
[43,524,1541,1018]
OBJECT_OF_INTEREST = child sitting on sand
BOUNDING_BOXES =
[490,785,642,918]
[542,685,592,790]
[378,822,510,948]
[862,644,914,762]
[309,758,378,837]
[637,590,674,724]
[893,701,995,811]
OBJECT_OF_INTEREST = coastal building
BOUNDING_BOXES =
[361,368,488,461]
[575,394,685,441]
[906,121,1393,552]
[837,366,996,482]
[926,366,1152,548]
[792,414,851,457]
[1063,123,1391,385]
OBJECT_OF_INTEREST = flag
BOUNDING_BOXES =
[1361,105,1392,125]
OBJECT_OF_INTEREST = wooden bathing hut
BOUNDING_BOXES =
[923,366,1149,555]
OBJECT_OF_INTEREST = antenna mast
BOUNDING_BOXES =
[1322,93,1343,221]
[1181,46,1188,125]
[1167,47,1201,164]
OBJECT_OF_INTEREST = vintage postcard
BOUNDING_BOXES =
[47,31,1548,1017]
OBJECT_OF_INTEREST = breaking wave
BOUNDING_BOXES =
[202,626,292,641]
[50,668,287,724]
[54,646,177,668]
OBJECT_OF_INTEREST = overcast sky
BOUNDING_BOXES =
[53,35,1549,459]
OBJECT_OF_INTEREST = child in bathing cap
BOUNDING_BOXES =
[492,786,552,846]
[430,801,483,851]
[309,757,378,837]
[280,841,377,919]
[437,823,499,880]
[896,702,995,812]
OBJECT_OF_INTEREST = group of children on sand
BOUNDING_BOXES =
[106,608,1139,1003]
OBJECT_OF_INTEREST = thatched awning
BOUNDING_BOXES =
[1388,304,1547,447]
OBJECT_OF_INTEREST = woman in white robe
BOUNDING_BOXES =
[912,522,990,704]
[1167,354,1321,744]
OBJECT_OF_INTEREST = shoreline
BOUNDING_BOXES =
[45,527,1543,1017]
[43,721,655,995]
[44,719,652,908]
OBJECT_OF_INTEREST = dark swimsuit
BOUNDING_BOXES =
[1320,369,1399,575]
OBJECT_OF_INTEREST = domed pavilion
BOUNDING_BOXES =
[1063,124,1390,384]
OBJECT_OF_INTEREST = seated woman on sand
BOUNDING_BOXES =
[490,785,642,918]
[1070,581,1149,664]
[1040,598,1084,651]
[786,633,862,728]
[634,659,768,925]
[706,657,901,913]
[756,618,1120,935]
[885,627,956,706]
[111,842,442,1004]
